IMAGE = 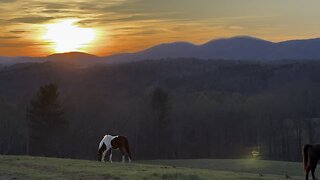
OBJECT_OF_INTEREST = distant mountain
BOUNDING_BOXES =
[0,56,44,65]
[0,52,102,66]
[2,36,320,65]
[199,36,275,59]
[105,36,320,63]
[104,42,198,64]
[46,52,102,64]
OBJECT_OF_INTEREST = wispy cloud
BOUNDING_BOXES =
[0,0,18,3]
[0,36,20,39]
[9,16,55,24]
[0,41,51,48]
[9,30,28,34]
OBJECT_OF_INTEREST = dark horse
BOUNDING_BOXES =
[303,144,320,180]
[98,135,132,163]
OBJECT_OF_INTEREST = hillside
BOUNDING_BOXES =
[0,155,304,180]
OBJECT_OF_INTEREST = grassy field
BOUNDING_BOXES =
[140,159,304,177]
[0,155,305,180]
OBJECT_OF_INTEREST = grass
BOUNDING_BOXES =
[140,159,304,177]
[0,155,305,180]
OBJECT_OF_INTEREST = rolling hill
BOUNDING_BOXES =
[2,36,320,65]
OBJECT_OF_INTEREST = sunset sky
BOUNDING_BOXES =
[1,0,320,56]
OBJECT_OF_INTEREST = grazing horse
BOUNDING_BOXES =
[303,144,320,180]
[97,135,132,163]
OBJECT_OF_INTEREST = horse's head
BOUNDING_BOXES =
[97,141,107,162]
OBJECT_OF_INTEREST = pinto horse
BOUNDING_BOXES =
[303,144,320,180]
[98,135,132,163]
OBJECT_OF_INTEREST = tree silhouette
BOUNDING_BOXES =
[27,83,66,157]
[152,87,169,124]
[151,87,170,157]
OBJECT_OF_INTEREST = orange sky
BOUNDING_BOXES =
[1,0,320,57]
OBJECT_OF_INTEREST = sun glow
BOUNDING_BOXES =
[43,19,96,53]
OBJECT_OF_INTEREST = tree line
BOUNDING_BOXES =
[0,59,320,161]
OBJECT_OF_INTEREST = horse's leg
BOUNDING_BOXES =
[101,150,107,162]
[109,149,113,163]
[309,159,318,180]
[311,165,317,180]
[124,142,132,163]
[104,149,111,163]
[306,169,310,180]
[101,151,107,162]
[119,148,126,163]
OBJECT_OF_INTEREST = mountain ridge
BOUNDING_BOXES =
[2,36,320,65]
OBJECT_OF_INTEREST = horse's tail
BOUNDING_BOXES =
[124,138,132,160]
[303,144,312,171]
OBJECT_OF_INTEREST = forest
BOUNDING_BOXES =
[1,59,320,161]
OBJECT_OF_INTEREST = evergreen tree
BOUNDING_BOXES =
[151,87,170,157]
[151,88,169,123]
[27,83,66,157]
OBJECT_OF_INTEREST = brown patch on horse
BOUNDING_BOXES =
[97,143,106,161]
[111,136,132,160]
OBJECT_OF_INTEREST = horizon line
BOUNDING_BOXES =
[1,35,320,58]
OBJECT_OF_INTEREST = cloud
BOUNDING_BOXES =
[2,0,189,27]
[9,30,27,34]
[228,26,244,30]
[10,16,55,24]
[112,29,164,37]
[0,0,18,3]
[41,9,72,14]
[0,41,52,48]
[0,36,20,39]
[41,2,71,9]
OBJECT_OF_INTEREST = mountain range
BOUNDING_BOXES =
[2,36,320,65]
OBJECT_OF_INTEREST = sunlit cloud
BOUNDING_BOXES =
[10,16,55,24]
[0,36,20,39]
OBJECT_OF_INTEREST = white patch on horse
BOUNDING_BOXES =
[99,135,118,151]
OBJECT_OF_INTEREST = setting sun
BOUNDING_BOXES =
[43,19,96,53]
